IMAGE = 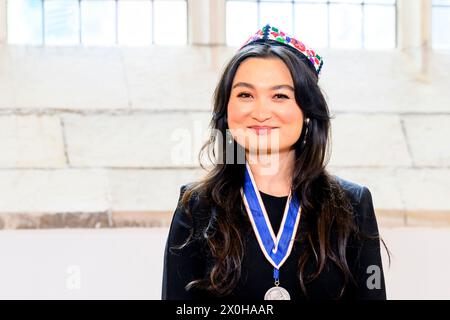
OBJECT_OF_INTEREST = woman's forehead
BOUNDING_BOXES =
[232,82,294,92]
[233,58,294,88]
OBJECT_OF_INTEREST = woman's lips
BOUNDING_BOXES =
[248,126,278,135]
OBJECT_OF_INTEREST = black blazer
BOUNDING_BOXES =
[162,176,387,300]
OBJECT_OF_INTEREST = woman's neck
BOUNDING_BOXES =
[246,149,295,197]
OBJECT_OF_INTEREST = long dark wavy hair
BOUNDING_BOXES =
[177,41,389,299]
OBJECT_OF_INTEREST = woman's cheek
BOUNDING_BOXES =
[277,103,302,122]
[227,103,249,128]
[277,105,303,142]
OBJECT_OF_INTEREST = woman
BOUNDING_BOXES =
[162,24,388,300]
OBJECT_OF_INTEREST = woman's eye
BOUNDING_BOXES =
[274,94,289,99]
[237,93,252,98]
[236,93,289,99]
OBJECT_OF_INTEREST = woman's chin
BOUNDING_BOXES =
[244,145,283,156]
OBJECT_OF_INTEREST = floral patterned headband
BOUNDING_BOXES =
[239,24,324,76]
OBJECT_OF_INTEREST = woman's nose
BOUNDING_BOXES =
[251,99,272,122]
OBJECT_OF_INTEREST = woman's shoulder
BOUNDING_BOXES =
[331,174,379,233]
[331,174,369,206]
[178,182,200,211]
[179,182,195,197]
[173,182,210,238]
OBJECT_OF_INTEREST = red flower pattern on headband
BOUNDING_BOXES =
[239,24,324,76]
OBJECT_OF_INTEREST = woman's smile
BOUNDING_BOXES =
[248,125,279,135]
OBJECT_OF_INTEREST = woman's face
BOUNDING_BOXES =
[227,57,304,155]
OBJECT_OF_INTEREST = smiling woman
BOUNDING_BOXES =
[162,24,388,301]
[227,57,304,163]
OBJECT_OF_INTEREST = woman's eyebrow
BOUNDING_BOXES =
[232,82,294,92]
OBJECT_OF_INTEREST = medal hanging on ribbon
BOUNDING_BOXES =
[241,161,302,300]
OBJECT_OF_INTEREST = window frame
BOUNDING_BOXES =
[5,0,189,46]
[432,0,450,50]
[225,0,398,49]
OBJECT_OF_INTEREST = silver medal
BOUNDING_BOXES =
[264,286,291,300]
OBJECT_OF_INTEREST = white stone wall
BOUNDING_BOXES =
[0,44,449,228]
